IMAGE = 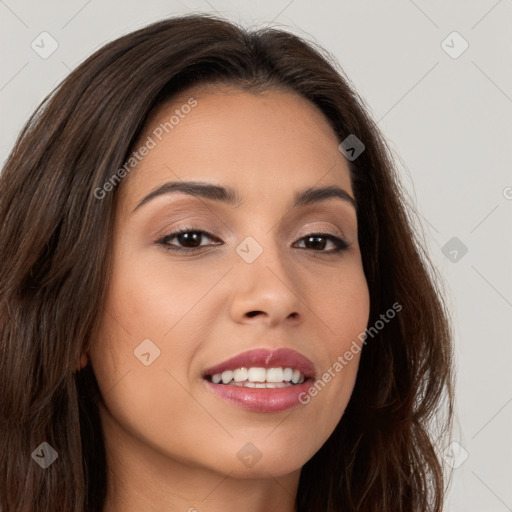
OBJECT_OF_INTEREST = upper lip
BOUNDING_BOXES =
[202,348,316,379]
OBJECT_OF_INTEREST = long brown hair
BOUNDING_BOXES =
[0,13,454,511]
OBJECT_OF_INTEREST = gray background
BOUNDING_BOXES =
[1,1,511,510]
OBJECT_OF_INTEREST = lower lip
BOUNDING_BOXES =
[203,379,312,412]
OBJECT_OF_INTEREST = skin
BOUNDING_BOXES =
[87,85,370,512]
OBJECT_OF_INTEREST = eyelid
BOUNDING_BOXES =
[293,221,347,242]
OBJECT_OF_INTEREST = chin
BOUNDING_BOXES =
[207,435,321,479]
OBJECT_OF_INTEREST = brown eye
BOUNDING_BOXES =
[174,231,205,248]
[156,229,222,251]
[294,232,349,253]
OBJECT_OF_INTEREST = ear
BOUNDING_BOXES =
[76,353,88,371]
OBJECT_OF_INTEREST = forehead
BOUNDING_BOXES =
[119,86,353,209]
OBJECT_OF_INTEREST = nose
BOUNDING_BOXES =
[229,246,304,328]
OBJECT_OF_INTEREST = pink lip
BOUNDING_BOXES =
[202,348,316,413]
[203,348,316,378]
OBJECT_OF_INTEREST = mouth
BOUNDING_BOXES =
[202,348,315,412]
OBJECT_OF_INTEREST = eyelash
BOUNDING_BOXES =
[155,226,349,254]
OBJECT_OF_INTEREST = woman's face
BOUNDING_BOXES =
[89,86,370,481]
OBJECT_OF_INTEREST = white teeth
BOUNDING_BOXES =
[266,367,284,382]
[264,382,288,388]
[233,368,248,382]
[209,366,306,386]
[221,370,234,384]
[247,367,267,382]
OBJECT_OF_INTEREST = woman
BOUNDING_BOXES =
[0,13,454,512]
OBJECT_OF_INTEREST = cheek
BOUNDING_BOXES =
[88,248,232,415]
[88,258,231,468]
[307,257,370,347]
[294,260,369,437]
[325,263,369,393]
[102,247,232,344]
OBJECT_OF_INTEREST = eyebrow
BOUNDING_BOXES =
[132,181,357,212]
